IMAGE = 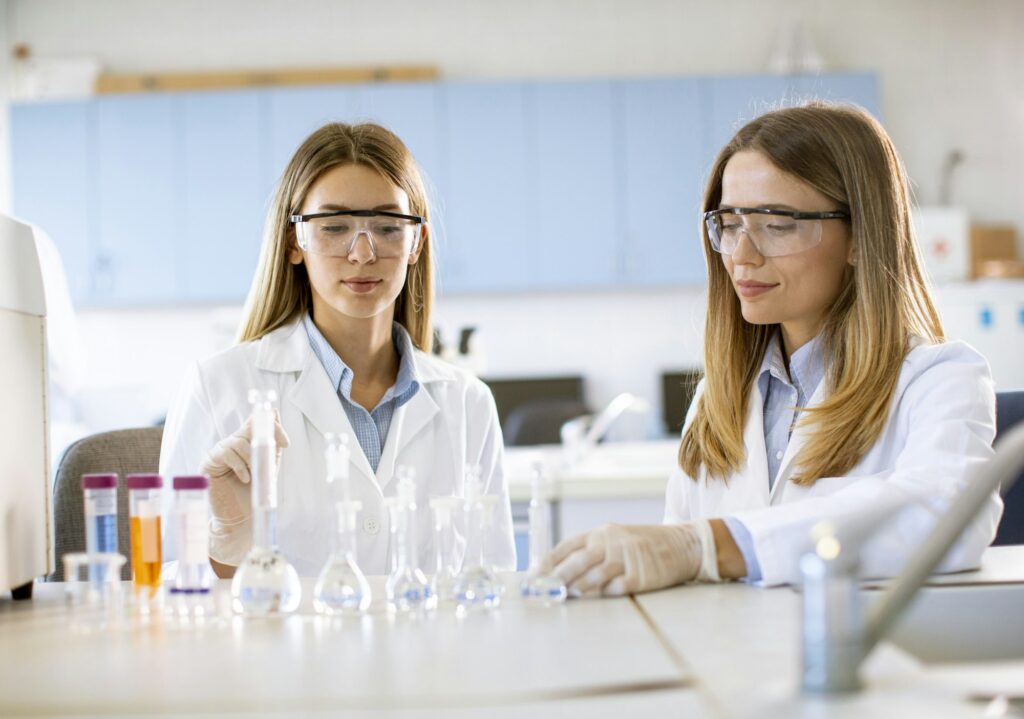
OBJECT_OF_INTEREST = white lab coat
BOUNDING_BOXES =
[159,318,516,577]
[665,340,1003,586]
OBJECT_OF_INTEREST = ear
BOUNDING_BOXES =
[287,230,304,266]
[408,224,428,266]
[847,243,857,267]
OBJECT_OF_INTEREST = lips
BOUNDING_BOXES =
[342,277,381,294]
[735,279,779,299]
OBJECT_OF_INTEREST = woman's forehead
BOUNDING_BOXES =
[721,150,830,209]
[304,164,410,211]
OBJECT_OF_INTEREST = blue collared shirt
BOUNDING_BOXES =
[302,314,420,472]
[724,331,827,582]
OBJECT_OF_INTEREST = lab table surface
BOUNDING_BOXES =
[2,548,1023,717]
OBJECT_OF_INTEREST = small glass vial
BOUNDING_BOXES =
[126,474,163,607]
[429,497,460,608]
[169,475,215,621]
[453,466,500,612]
[81,473,119,583]
[385,466,435,615]
[520,461,567,606]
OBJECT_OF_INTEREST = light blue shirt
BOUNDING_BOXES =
[724,332,827,582]
[302,314,420,472]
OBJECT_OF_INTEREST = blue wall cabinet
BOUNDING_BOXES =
[10,101,93,304]
[440,82,534,293]
[618,78,708,286]
[532,81,620,289]
[265,85,360,186]
[179,90,268,303]
[94,95,180,304]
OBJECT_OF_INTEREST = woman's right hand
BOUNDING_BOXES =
[199,413,290,526]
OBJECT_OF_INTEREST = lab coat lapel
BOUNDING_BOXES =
[770,380,828,503]
[286,347,377,489]
[375,385,439,492]
[741,383,772,506]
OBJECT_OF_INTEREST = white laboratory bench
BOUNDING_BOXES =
[2,547,1022,717]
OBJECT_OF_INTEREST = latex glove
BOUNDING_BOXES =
[544,521,719,597]
[199,412,290,527]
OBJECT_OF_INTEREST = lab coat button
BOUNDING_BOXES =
[364,518,380,535]
[775,451,784,460]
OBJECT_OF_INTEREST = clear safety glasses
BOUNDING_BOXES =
[704,207,849,258]
[290,210,424,259]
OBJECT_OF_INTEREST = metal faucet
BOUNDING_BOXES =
[559,392,650,468]
[800,422,1024,694]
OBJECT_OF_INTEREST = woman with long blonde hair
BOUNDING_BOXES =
[160,122,515,578]
[546,102,1002,595]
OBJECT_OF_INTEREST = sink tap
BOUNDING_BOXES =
[559,392,649,468]
[800,422,1024,694]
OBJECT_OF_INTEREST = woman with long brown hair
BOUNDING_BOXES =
[160,122,515,578]
[547,102,1002,595]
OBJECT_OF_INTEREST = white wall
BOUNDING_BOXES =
[3,0,1023,442]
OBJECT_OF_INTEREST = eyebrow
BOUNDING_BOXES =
[717,203,800,211]
[317,203,403,212]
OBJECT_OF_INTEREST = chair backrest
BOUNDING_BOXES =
[49,426,164,580]
[994,390,1024,546]
[503,399,590,447]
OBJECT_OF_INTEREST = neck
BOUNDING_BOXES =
[780,318,823,361]
[311,300,399,387]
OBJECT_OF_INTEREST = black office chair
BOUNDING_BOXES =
[994,390,1024,546]
[503,399,590,447]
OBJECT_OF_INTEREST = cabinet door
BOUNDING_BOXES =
[619,78,707,286]
[265,85,359,185]
[179,90,267,303]
[532,81,619,289]
[441,82,533,293]
[10,101,93,304]
[792,72,881,119]
[95,95,180,304]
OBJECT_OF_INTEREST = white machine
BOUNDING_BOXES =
[0,212,52,597]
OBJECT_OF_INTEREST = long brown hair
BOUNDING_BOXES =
[237,122,434,350]
[679,102,943,485]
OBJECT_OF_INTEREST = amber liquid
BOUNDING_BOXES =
[130,515,162,596]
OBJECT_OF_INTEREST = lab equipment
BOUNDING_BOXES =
[313,433,371,616]
[520,462,566,605]
[0,212,52,598]
[126,474,162,603]
[429,496,459,607]
[82,473,118,583]
[385,466,434,614]
[800,421,1024,694]
[63,552,126,633]
[453,466,500,611]
[168,475,214,619]
[231,390,301,615]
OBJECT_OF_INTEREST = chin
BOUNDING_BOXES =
[739,305,780,326]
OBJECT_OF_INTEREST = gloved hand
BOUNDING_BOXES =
[199,412,289,528]
[544,521,720,597]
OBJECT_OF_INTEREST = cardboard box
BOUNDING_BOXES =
[970,224,1019,279]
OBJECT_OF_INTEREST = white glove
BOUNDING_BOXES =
[544,521,720,597]
[198,413,289,563]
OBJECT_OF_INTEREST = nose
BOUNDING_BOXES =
[728,227,764,267]
[347,231,377,264]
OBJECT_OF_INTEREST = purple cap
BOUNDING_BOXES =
[126,474,163,490]
[173,475,209,490]
[81,473,118,490]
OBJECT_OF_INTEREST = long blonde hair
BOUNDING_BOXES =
[237,122,434,350]
[679,102,943,486]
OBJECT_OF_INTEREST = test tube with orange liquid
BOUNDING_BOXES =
[126,474,163,602]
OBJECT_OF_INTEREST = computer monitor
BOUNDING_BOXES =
[481,375,585,431]
[0,213,52,597]
[661,369,703,436]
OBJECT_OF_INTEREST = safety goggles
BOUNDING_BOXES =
[704,207,848,258]
[290,210,424,259]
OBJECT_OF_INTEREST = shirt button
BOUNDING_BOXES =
[363,518,380,535]
[775,451,784,460]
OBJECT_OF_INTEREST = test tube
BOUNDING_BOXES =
[81,473,119,582]
[169,475,214,621]
[126,474,163,602]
